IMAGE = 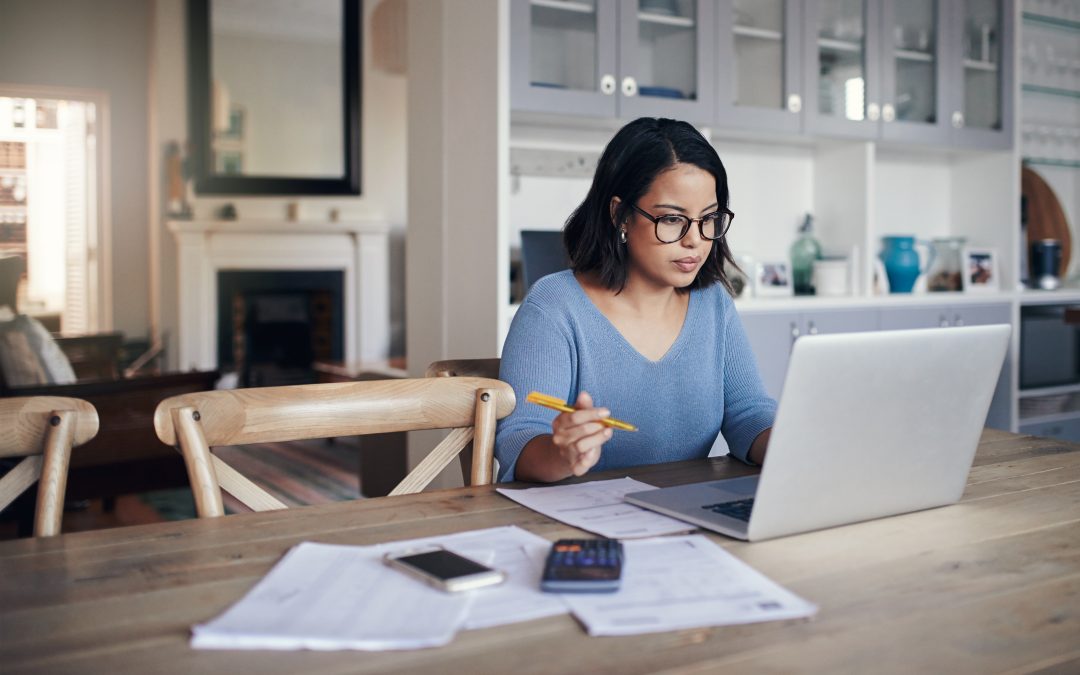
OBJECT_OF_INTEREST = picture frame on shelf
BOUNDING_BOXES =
[962,247,999,293]
[754,260,793,297]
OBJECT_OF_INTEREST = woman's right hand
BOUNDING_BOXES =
[550,391,613,476]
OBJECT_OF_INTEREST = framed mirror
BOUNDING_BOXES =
[187,0,361,195]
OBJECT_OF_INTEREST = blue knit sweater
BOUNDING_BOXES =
[496,270,777,482]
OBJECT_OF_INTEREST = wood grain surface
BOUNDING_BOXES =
[1,429,1078,674]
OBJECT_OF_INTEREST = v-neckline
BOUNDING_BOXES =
[568,273,696,364]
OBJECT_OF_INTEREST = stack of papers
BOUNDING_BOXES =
[192,526,567,651]
[497,477,693,538]
[192,488,817,651]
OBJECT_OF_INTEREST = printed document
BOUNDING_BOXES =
[191,526,567,651]
[560,534,818,636]
[497,477,693,538]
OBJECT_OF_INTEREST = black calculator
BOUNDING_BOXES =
[540,538,623,593]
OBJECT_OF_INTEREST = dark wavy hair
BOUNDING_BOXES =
[563,117,735,294]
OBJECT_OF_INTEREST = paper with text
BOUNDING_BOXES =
[560,534,818,636]
[497,477,694,538]
[191,526,567,651]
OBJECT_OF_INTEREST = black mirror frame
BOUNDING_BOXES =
[187,0,361,196]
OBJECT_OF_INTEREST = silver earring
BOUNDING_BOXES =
[619,229,627,244]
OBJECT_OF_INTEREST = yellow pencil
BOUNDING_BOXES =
[526,391,638,432]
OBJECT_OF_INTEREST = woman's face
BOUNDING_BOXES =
[618,162,717,291]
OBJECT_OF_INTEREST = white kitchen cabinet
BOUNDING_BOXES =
[510,0,716,123]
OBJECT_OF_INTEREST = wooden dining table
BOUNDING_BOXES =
[2,429,1078,674]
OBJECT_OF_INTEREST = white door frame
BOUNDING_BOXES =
[0,82,113,332]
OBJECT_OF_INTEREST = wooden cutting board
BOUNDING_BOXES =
[1022,164,1072,277]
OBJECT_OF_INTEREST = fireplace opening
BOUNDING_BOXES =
[218,271,344,386]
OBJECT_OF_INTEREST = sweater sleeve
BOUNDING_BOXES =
[719,293,778,463]
[495,299,577,482]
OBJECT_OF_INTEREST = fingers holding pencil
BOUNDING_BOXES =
[549,391,612,476]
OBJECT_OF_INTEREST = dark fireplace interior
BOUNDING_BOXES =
[218,270,345,386]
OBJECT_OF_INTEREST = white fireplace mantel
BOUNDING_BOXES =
[168,219,391,371]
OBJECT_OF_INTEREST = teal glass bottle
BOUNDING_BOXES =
[790,213,822,295]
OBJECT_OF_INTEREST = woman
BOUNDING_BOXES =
[496,117,775,483]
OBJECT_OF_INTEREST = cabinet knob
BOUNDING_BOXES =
[807,321,819,335]
[951,111,965,128]
[882,104,895,122]
[939,315,950,328]
[790,322,801,344]
[867,103,880,121]
[600,75,616,95]
[787,94,802,113]
[621,76,638,97]
[954,314,964,327]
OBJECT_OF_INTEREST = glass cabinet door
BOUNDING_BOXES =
[804,0,882,138]
[510,0,619,117]
[948,0,1015,149]
[618,0,715,122]
[880,0,949,143]
[716,0,802,133]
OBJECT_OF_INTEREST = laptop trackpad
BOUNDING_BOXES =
[709,475,759,498]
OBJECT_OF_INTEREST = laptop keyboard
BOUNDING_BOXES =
[701,498,755,522]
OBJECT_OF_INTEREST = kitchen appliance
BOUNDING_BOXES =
[1020,304,1080,389]
[1031,239,1063,290]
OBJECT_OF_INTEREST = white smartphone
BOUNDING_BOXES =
[382,546,506,592]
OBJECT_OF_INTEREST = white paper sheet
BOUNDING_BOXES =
[191,526,568,651]
[497,477,695,538]
[560,534,818,636]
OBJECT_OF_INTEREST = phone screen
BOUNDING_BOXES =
[394,550,492,580]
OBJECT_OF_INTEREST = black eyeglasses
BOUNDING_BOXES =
[629,204,734,244]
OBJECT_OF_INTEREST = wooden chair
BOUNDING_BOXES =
[425,358,503,482]
[153,377,515,518]
[0,396,99,536]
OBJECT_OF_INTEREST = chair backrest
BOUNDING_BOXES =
[0,396,99,536]
[153,377,515,518]
[425,358,503,482]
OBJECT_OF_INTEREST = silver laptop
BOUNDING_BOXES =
[625,324,1011,541]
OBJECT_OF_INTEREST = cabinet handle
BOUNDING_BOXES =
[808,321,818,335]
[600,74,616,95]
[787,94,802,113]
[867,103,880,121]
[951,111,964,128]
[954,314,964,327]
[882,103,895,122]
[939,315,950,328]
[621,76,638,97]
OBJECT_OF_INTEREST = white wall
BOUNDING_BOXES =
[0,0,151,337]
[150,0,408,365]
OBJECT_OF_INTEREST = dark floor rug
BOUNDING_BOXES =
[139,437,362,519]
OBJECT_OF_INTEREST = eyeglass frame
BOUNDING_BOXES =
[628,203,734,244]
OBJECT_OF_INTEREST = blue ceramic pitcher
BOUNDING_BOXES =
[880,236,932,293]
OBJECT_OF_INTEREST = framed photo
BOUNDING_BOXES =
[754,260,793,297]
[962,247,999,292]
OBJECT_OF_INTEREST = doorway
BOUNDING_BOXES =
[0,89,107,334]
